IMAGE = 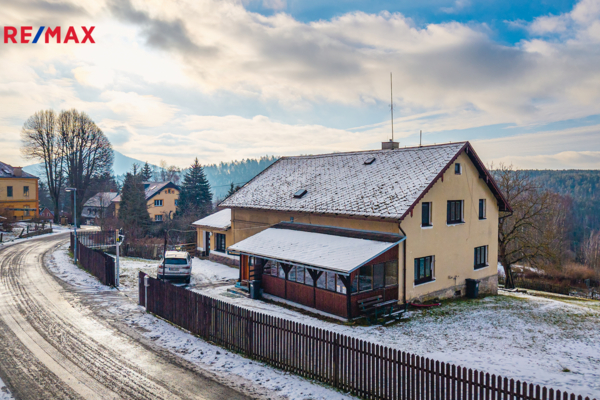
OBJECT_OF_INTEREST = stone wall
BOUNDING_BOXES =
[209,252,240,268]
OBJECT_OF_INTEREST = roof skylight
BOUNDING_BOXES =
[364,157,376,165]
[293,189,307,198]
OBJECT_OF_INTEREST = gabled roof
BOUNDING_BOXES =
[228,222,404,275]
[219,142,510,220]
[192,209,231,230]
[112,181,180,203]
[0,161,37,179]
[83,192,119,207]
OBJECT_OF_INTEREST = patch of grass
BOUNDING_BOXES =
[562,367,571,373]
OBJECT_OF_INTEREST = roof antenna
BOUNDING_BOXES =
[390,72,394,142]
[420,130,422,147]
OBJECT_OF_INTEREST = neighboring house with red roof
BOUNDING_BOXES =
[215,141,510,320]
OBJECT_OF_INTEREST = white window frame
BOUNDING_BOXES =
[155,214,163,222]
[154,199,163,207]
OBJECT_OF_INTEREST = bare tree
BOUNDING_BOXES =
[158,160,181,184]
[21,110,65,223]
[58,109,114,227]
[583,231,600,272]
[496,164,570,288]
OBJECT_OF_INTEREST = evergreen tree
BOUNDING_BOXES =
[141,162,153,181]
[118,171,150,238]
[226,182,241,197]
[177,158,212,218]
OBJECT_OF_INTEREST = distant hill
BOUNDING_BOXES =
[24,151,279,200]
[23,150,155,178]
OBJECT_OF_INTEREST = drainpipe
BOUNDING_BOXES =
[398,224,407,310]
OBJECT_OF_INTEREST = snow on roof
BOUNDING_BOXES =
[192,209,231,230]
[0,161,37,179]
[228,226,403,274]
[112,181,179,203]
[83,192,119,207]
[220,142,467,220]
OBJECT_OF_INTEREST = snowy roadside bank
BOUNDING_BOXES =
[47,243,357,400]
[0,376,14,400]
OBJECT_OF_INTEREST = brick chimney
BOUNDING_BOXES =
[381,140,399,150]
[13,167,22,177]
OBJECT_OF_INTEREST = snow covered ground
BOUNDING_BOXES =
[0,376,14,400]
[1,223,72,247]
[49,244,600,398]
[197,283,600,398]
[47,244,357,400]
[116,255,239,294]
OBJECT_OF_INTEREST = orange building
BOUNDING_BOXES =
[0,161,39,220]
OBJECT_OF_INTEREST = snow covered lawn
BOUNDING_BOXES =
[196,286,600,399]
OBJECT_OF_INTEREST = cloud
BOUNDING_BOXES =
[441,0,471,14]
[100,91,179,127]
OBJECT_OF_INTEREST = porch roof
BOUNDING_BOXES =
[192,209,231,230]
[228,223,404,275]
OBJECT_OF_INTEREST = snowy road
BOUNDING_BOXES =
[0,234,250,400]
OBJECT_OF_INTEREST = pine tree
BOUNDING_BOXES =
[118,172,150,238]
[141,162,152,182]
[177,158,212,218]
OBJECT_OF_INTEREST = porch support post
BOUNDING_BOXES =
[281,264,292,299]
[338,274,353,320]
[308,269,323,308]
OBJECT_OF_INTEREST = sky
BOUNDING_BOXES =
[0,0,599,170]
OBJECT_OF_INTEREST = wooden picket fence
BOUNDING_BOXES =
[71,233,116,286]
[139,272,595,400]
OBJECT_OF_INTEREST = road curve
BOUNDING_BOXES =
[0,234,251,400]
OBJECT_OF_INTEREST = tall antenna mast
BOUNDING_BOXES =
[390,72,394,141]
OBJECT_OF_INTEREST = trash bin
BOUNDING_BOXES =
[249,280,261,299]
[465,279,480,299]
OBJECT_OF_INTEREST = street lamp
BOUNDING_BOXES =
[65,187,77,263]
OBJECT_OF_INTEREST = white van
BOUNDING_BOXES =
[158,251,192,284]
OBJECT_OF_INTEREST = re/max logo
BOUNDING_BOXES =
[3,26,95,44]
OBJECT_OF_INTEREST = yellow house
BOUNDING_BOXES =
[192,209,239,266]
[0,161,39,220]
[218,141,510,319]
[113,181,180,222]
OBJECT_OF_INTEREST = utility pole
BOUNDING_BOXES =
[390,72,394,142]
[66,187,77,263]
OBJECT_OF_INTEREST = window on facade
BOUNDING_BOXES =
[288,266,296,281]
[278,263,286,279]
[373,263,385,289]
[154,199,163,206]
[479,199,486,220]
[24,206,30,216]
[264,260,274,276]
[155,214,163,222]
[327,272,336,291]
[422,202,432,227]
[215,233,226,252]
[351,274,358,293]
[305,269,314,286]
[358,265,373,291]
[455,163,462,174]
[447,200,464,224]
[23,186,29,197]
[296,266,305,283]
[7,186,13,197]
[336,276,346,294]
[474,246,488,269]
[414,256,434,285]
[317,272,326,289]
[385,260,398,286]
[175,200,179,206]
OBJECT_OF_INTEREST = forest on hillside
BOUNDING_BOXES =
[524,170,600,256]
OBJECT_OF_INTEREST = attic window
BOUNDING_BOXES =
[293,189,307,198]
[364,157,376,165]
